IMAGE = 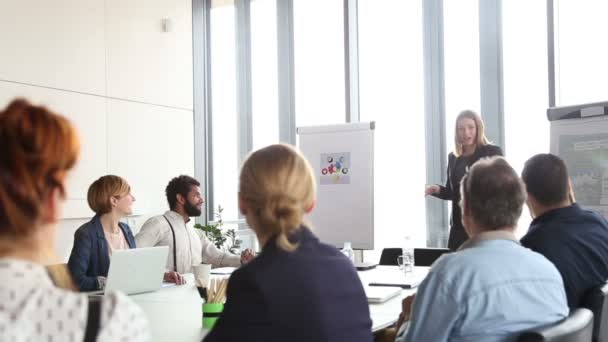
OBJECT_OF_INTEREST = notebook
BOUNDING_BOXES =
[210,267,237,275]
[89,246,169,296]
[368,272,424,289]
[364,285,402,303]
[354,261,377,271]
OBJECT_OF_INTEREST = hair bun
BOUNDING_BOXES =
[239,144,316,252]
[261,194,301,234]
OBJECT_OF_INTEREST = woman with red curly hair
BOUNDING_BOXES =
[0,99,149,341]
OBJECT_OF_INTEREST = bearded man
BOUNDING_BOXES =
[136,175,254,283]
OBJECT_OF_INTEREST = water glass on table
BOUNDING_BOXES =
[397,255,414,275]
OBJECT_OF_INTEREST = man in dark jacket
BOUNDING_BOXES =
[521,153,608,308]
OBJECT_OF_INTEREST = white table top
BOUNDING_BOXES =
[358,266,429,332]
[135,266,428,341]
[130,273,206,342]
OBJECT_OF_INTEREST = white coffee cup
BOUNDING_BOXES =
[192,263,212,288]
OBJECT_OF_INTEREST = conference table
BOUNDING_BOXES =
[130,273,206,341]
[134,266,429,342]
[358,266,429,332]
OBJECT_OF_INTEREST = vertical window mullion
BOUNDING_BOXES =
[479,0,505,149]
[344,0,360,123]
[209,1,240,222]
[423,0,448,247]
[277,0,296,145]
[547,0,556,107]
[235,0,253,164]
[193,0,213,224]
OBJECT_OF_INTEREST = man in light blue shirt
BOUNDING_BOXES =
[396,157,568,342]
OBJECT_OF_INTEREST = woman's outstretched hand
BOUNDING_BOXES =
[425,185,440,196]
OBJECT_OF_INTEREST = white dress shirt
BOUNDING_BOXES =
[0,258,149,342]
[135,211,240,274]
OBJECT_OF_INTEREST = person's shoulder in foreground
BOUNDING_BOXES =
[0,258,150,341]
[0,99,150,341]
[204,226,373,342]
[400,232,568,342]
[433,236,567,298]
[521,153,608,307]
[205,144,372,342]
[398,156,567,342]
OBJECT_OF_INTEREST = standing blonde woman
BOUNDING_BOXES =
[425,110,503,250]
[0,99,149,341]
[203,144,373,342]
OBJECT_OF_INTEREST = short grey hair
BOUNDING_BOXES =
[460,156,526,230]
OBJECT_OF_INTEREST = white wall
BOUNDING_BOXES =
[0,0,194,262]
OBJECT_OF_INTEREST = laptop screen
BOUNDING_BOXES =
[104,246,169,295]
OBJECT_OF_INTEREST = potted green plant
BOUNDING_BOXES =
[194,205,241,254]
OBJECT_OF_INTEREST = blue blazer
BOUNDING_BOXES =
[67,215,136,291]
[203,226,373,342]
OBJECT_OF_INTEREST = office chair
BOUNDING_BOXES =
[378,248,401,266]
[46,263,77,290]
[518,308,594,342]
[582,282,608,342]
[413,248,450,266]
[379,248,451,266]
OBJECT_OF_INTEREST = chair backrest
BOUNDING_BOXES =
[46,263,76,290]
[378,247,451,266]
[518,308,594,342]
[378,248,401,266]
[414,248,451,266]
[582,282,608,342]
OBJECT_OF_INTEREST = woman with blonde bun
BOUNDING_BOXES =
[204,144,373,342]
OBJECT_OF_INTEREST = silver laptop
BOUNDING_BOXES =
[91,246,169,296]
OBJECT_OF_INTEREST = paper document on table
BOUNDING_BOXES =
[210,267,237,275]
[368,271,425,289]
[364,285,401,303]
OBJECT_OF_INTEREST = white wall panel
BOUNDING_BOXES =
[107,99,194,216]
[56,219,89,263]
[0,81,107,218]
[105,0,193,109]
[0,0,195,261]
[0,0,106,95]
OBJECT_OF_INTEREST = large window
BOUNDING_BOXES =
[209,0,239,221]
[293,0,346,127]
[359,0,426,254]
[251,0,279,150]
[503,0,549,236]
[199,0,576,252]
[555,0,608,106]
[443,0,481,151]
